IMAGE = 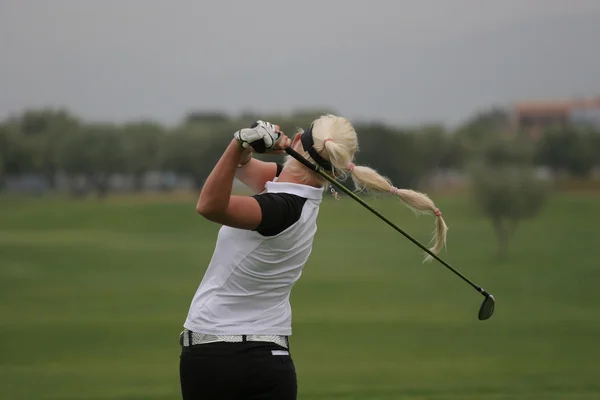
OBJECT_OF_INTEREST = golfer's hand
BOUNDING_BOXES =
[269,133,291,154]
[234,120,281,153]
[252,121,291,154]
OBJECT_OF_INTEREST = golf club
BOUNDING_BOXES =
[284,146,496,321]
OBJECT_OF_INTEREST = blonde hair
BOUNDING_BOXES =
[283,114,448,262]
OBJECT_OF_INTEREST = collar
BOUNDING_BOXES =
[265,180,324,200]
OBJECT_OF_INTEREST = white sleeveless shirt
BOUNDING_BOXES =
[183,180,324,336]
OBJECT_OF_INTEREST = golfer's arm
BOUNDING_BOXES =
[235,158,279,193]
[196,139,262,229]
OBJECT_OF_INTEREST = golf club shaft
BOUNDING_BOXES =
[284,147,487,296]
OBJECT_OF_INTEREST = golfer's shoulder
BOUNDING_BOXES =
[251,191,308,236]
[252,191,307,211]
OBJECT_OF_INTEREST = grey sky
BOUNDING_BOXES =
[1,0,600,128]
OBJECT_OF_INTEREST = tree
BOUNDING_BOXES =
[591,128,600,166]
[88,124,127,197]
[353,123,426,188]
[0,126,10,180]
[536,125,597,177]
[17,108,78,135]
[59,123,126,197]
[160,125,233,189]
[121,121,165,191]
[0,154,4,189]
[413,124,459,170]
[469,135,549,259]
[455,107,512,150]
[14,108,80,189]
[0,123,37,175]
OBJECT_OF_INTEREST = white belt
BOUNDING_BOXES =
[181,329,289,349]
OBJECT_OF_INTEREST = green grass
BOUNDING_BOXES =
[0,192,599,399]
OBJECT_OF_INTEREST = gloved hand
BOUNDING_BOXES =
[234,120,281,153]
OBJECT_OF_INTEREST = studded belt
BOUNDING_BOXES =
[180,329,289,349]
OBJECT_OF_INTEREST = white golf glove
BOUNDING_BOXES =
[234,120,281,153]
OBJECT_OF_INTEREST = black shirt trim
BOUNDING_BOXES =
[252,192,307,236]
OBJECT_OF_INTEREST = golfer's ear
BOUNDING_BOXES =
[292,133,301,145]
[290,133,303,150]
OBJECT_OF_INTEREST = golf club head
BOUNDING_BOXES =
[478,293,495,320]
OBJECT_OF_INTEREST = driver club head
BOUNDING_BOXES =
[478,293,496,321]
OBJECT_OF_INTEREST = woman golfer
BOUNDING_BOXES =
[179,115,448,399]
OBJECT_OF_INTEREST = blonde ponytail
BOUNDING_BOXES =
[283,113,448,262]
[350,163,448,262]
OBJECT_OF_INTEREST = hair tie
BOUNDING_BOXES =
[347,162,355,172]
[323,138,334,146]
[434,208,442,217]
[389,186,399,195]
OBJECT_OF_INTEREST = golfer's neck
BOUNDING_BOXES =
[276,170,322,188]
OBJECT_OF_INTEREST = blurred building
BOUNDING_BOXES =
[512,97,600,138]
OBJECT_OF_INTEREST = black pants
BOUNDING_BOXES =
[179,339,297,399]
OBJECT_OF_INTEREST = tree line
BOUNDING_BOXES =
[1,107,599,196]
[2,106,599,258]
